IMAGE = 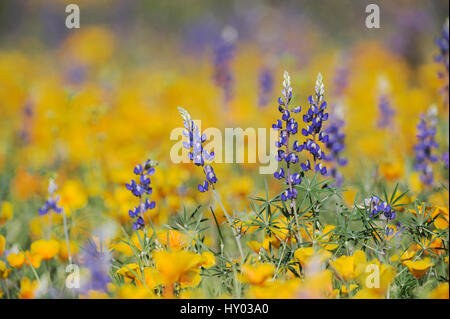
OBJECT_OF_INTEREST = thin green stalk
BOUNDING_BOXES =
[62,211,72,265]
[212,189,245,261]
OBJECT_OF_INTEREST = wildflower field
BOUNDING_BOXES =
[0,1,449,300]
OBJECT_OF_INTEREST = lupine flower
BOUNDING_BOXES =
[212,36,234,103]
[324,115,347,187]
[333,66,350,97]
[443,151,449,169]
[272,71,302,203]
[435,19,449,77]
[377,94,395,128]
[413,108,439,186]
[178,107,217,192]
[80,239,112,293]
[125,159,157,230]
[258,68,273,107]
[301,73,329,176]
[435,19,449,105]
[364,195,396,220]
[38,179,63,216]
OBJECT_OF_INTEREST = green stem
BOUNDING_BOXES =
[212,189,245,261]
[62,211,72,265]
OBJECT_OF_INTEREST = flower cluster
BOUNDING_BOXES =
[333,66,350,97]
[213,37,234,102]
[435,19,449,103]
[80,239,112,293]
[435,19,449,75]
[300,73,329,176]
[38,179,63,216]
[413,109,439,186]
[443,151,449,169]
[178,107,217,192]
[324,117,347,186]
[272,71,302,203]
[364,196,396,220]
[125,159,157,230]
[377,94,395,128]
[258,68,273,107]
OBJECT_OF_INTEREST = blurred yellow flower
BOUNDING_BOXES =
[358,259,395,296]
[18,278,39,299]
[329,250,366,281]
[353,288,383,299]
[427,282,449,299]
[248,279,301,299]
[0,234,5,257]
[238,263,275,286]
[116,263,141,282]
[59,180,88,217]
[7,252,25,269]
[379,160,404,181]
[0,201,13,224]
[294,247,332,269]
[58,240,79,261]
[200,251,216,268]
[157,230,187,251]
[247,238,270,254]
[0,260,12,279]
[116,284,154,299]
[24,250,42,269]
[30,239,60,260]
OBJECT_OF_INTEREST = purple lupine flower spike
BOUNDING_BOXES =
[324,104,347,187]
[272,71,302,205]
[434,18,449,104]
[39,178,63,216]
[300,73,328,176]
[364,195,396,220]
[178,107,217,192]
[126,159,157,230]
[258,68,273,107]
[212,27,236,103]
[442,151,449,169]
[413,107,439,186]
[377,94,395,128]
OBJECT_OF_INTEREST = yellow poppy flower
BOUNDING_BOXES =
[157,230,187,251]
[403,257,434,278]
[294,247,332,269]
[248,279,301,299]
[0,234,5,257]
[24,250,42,269]
[329,250,366,281]
[18,278,39,299]
[0,201,13,225]
[238,263,275,286]
[379,160,404,181]
[247,238,270,254]
[153,250,203,288]
[116,263,141,282]
[7,252,25,268]
[200,251,216,268]
[30,239,60,260]
[0,260,12,279]
[432,206,449,230]
[116,284,154,299]
[59,180,88,218]
[427,282,449,299]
